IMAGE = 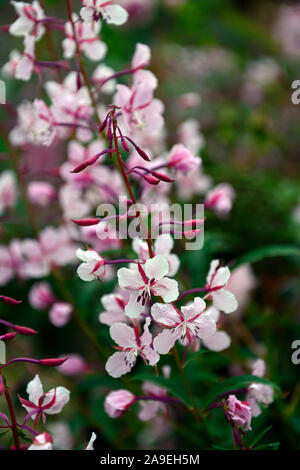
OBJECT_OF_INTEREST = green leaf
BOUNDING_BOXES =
[250,425,272,448]
[131,373,192,408]
[203,374,280,408]
[183,349,207,367]
[233,245,300,268]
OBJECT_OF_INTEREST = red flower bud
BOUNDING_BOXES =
[72,218,99,226]
[0,296,22,305]
[13,325,38,336]
[1,332,17,342]
[152,171,174,183]
[40,357,68,367]
[121,138,130,153]
[135,146,151,162]
[144,174,160,185]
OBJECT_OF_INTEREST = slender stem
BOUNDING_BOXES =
[175,287,208,303]
[172,346,201,422]
[0,372,20,450]
[111,113,154,258]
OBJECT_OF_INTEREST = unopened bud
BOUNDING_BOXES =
[40,357,68,367]
[13,325,38,336]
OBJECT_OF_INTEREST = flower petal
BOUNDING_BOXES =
[152,277,179,302]
[26,374,43,406]
[151,303,180,327]
[144,255,169,280]
[43,387,70,415]
[153,329,180,354]
[211,289,238,313]
[109,322,136,348]
[117,267,144,290]
[202,331,231,351]
[105,351,133,378]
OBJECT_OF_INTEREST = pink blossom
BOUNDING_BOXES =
[246,359,274,417]
[28,432,53,451]
[0,171,18,215]
[99,292,129,325]
[132,43,151,70]
[168,144,201,172]
[27,181,56,207]
[205,259,238,314]
[49,302,72,327]
[227,395,252,431]
[152,297,216,354]
[92,64,116,94]
[58,354,87,376]
[177,119,205,155]
[205,183,235,216]
[76,248,106,281]
[29,282,55,310]
[2,50,22,78]
[39,226,77,267]
[138,381,168,421]
[104,389,136,418]
[20,374,70,424]
[9,1,45,40]
[117,255,179,318]
[105,318,159,377]
[63,13,107,61]
[80,1,128,25]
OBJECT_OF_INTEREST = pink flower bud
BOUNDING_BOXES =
[58,354,86,376]
[168,144,201,172]
[72,218,99,227]
[29,282,55,311]
[40,357,68,367]
[104,390,136,418]
[27,182,56,207]
[144,174,160,185]
[0,295,22,305]
[13,325,38,336]
[0,332,17,342]
[227,394,252,431]
[49,302,72,328]
[151,171,174,183]
[205,183,235,215]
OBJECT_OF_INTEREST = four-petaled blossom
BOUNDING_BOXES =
[152,297,216,354]
[205,259,238,313]
[117,255,179,318]
[63,13,107,61]
[246,359,274,417]
[76,248,106,281]
[168,144,201,172]
[19,374,70,425]
[28,432,53,451]
[226,394,252,431]
[80,0,128,25]
[9,1,45,40]
[104,389,136,417]
[0,171,18,216]
[105,318,159,377]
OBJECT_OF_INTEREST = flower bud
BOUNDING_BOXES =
[104,390,136,418]
[13,325,38,336]
[40,357,68,367]
[0,296,22,305]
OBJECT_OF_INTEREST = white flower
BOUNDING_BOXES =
[105,318,159,377]
[76,248,105,281]
[28,432,53,450]
[85,432,97,450]
[9,1,45,40]
[117,255,179,318]
[20,374,70,423]
[205,259,238,313]
[15,35,35,81]
[80,1,128,26]
[152,297,216,354]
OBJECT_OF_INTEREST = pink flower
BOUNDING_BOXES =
[105,318,159,377]
[131,235,180,277]
[99,292,129,325]
[117,255,179,318]
[205,183,235,216]
[246,359,274,417]
[205,260,238,314]
[63,13,107,61]
[168,144,201,172]
[28,432,53,451]
[39,226,77,267]
[152,297,216,354]
[49,302,72,327]
[76,248,106,281]
[58,354,87,376]
[92,64,116,94]
[27,181,56,207]
[114,80,164,135]
[177,119,205,155]
[15,35,35,81]
[19,374,70,424]
[29,282,55,310]
[138,380,168,421]
[0,171,18,216]
[80,1,128,25]
[227,395,252,431]
[104,390,136,418]
[9,1,45,40]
